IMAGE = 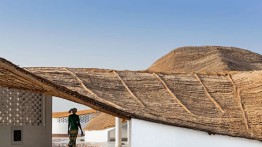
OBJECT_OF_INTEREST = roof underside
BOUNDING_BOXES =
[0,58,262,141]
[52,109,97,118]
[85,112,126,131]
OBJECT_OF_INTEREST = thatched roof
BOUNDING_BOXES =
[148,46,262,73]
[0,46,262,141]
[85,112,126,131]
[52,109,96,118]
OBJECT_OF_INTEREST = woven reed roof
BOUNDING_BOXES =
[52,109,96,118]
[85,112,126,131]
[0,46,262,141]
[148,46,262,73]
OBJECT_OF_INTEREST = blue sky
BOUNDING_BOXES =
[0,0,261,111]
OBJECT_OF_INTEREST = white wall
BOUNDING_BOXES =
[52,118,69,134]
[85,128,114,142]
[131,119,262,147]
[108,123,128,141]
[0,95,52,147]
[85,123,128,143]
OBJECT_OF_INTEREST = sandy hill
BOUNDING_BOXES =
[147,46,262,73]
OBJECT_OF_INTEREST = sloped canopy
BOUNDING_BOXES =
[52,109,97,118]
[0,46,262,141]
[85,112,126,131]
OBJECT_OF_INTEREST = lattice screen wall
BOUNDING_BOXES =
[0,87,44,126]
[79,114,93,123]
[57,114,94,123]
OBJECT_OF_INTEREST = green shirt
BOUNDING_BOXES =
[68,114,80,130]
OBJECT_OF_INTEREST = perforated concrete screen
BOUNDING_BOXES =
[0,87,44,126]
[80,114,93,123]
[57,114,93,123]
[57,117,68,123]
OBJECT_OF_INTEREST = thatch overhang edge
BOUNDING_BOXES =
[0,58,134,119]
[0,57,262,142]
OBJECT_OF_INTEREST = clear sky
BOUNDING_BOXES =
[0,0,262,112]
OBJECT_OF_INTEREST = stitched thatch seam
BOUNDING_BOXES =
[227,74,251,132]
[194,73,224,113]
[0,59,135,119]
[113,71,146,107]
[153,73,193,115]
[64,68,123,109]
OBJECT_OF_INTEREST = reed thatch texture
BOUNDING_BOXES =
[0,46,261,141]
[85,112,126,131]
[148,46,262,73]
[0,58,134,119]
[52,109,97,118]
[24,67,262,141]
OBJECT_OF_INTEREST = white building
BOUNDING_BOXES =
[85,114,262,147]
[130,119,262,147]
[0,87,52,147]
[52,109,96,136]
[85,113,127,143]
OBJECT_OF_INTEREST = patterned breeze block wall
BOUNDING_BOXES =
[0,87,44,126]
[57,114,94,123]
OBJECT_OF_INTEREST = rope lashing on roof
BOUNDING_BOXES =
[194,73,225,113]
[152,73,194,115]
[113,70,146,107]
[227,74,251,132]
[63,68,123,109]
